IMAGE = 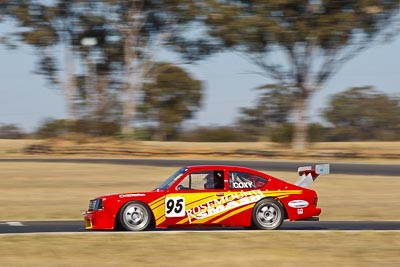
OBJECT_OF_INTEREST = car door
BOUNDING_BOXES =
[165,169,226,226]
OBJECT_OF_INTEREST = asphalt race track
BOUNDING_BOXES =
[1,159,398,234]
[1,158,399,176]
[1,221,400,234]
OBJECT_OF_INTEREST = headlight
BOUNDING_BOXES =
[88,199,103,211]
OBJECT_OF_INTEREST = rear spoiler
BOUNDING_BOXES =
[295,164,330,188]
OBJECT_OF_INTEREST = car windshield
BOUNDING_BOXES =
[155,167,187,190]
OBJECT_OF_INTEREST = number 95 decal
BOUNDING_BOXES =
[165,196,185,217]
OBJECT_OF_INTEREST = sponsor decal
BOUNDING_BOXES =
[297,208,304,215]
[298,166,312,172]
[288,200,309,208]
[232,181,254,188]
[119,193,146,198]
[186,190,264,223]
[316,164,330,174]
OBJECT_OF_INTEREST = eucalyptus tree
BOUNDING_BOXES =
[0,1,99,122]
[236,84,294,139]
[102,0,198,135]
[1,0,197,135]
[139,62,203,140]
[193,0,400,148]
[323,87,400,141]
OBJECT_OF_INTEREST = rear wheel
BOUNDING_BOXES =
[118,201,152,231]
[252,199,284,230]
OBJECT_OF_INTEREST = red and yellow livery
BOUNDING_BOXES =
[83,164,328,231]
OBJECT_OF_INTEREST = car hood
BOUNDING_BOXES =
[95,190,165,201]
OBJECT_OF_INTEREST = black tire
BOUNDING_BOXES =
[118,201,152,231]
[252,198,284,230]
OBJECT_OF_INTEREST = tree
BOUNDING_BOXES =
[236,84,294,139]
[104,0,197,135]
[0,1,12,47]
[139,62,203,140]
[193,0,400,148]
[323,86,400,141]
[0,1,80,122]
[0,124,25,139]
[1,0,197,135]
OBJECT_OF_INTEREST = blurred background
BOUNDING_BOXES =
[1,3,400,266]
[1,0,400,150]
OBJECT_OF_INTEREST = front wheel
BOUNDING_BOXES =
[252,199,284,230]
[118,201,152,231]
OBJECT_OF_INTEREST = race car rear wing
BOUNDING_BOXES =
[295,164,330,188]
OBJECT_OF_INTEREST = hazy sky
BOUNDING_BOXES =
[1,34,399,132]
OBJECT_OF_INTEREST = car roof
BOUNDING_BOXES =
[185,165,261,173]
[184,165,275,180]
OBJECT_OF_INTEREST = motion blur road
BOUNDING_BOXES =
[1,221,400,234]
[1,158,399,176]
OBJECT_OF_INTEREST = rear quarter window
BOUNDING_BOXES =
[229,171,267,189]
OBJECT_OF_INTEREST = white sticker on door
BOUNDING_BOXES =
[165,196,185,217]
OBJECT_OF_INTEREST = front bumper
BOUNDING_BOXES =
[83,212,94,229]
[83,210,115,230]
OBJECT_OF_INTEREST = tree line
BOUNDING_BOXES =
[1,1,399,146]
[2,86,400,142]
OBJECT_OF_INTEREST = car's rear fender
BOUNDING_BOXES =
[277,198,289,220]
[283,193,321,221]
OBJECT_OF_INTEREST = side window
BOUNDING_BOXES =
[177,170,224,190]
[229,171,267,189]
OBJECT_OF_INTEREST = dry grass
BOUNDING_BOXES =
[0,232,399,267]
[2,139,400,162]
[1,161,399,267]
[0,162,175,220]
[0,162,399,221]
[0,139,41,156]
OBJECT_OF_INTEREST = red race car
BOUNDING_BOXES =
[83,164,329,231]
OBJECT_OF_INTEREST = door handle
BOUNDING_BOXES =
[216,193,224,196]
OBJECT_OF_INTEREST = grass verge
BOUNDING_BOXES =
[1,232,399,267]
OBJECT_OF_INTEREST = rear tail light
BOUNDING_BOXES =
[314,195,318,207]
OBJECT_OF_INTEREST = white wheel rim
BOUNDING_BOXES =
[122,204,149,230]
[256,203,281,229]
